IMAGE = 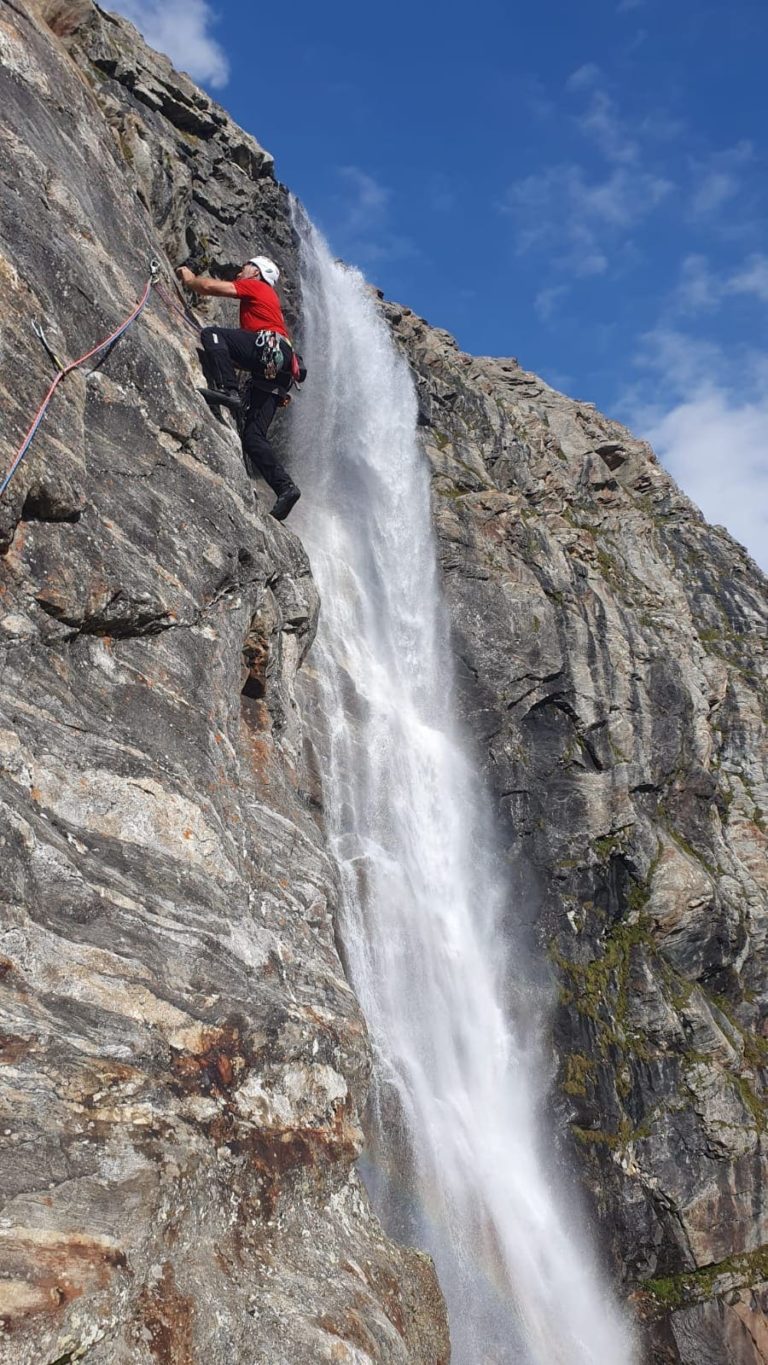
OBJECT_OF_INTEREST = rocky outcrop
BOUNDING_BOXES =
[0,3,447,1361]
[383,304,768,1361]
[2,1,767,1361]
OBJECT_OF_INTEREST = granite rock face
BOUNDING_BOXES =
[0,3,447,1362]
[2,1,767,1362]
[382,303,768,1360]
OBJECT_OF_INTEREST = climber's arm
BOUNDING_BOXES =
[176,267,237,297]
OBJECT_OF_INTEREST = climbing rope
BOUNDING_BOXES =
[0,261,162,500]
[153,279,201,337]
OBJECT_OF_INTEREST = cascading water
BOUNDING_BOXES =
[289,210,636,1365]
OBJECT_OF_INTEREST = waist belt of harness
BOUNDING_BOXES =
[252,330,292,380]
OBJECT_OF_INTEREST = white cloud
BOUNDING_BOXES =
[508,164,668,228]
[690,141,754,217]
[623,27,648,55]
[566,77,640,165]
[535,285,570,321]
[508,75,675,281]
[674,254,720,312]
[333,167,418,268]
[578,165,671,222]
[632,326,724,396]
[578,90,638,164]
[109,0,229,88]
[503,163,672,274]
[574,247,609,277]
[669,252,768,315]
[692,171,739,216]
[644,388,768,571]
[507,72,766,574]
[566,63,602,92]
[337,166,391,234]
[729,255,768,303]
[627,328,768,571]
[639,111,687,142]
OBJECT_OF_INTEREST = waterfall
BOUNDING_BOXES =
[289,211,636,1365]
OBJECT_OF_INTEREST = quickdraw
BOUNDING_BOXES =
[252,328,285,381]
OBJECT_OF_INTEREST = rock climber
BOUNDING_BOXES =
[176,255,301,522]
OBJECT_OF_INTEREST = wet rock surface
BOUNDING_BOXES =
[382,302,768,1360]
[0,3,448,1361]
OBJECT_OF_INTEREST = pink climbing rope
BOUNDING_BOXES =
[1,267,159,499]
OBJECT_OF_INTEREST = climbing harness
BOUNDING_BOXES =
[252,329,285,381]
[234,332,306,424]
[249,335,306,394]
[1,260,162,500]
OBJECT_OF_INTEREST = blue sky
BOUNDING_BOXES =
[113,0,767,569]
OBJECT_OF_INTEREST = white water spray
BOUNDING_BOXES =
[289,213,636,1365]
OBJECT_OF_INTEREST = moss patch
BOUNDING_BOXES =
[562,1053,595,1097]
[572,1114,651,1150]
[552,916,654,1044]
[644,1243,768,1312]
[593,832,625,862]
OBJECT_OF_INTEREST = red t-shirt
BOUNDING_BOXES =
[233,278,289,339]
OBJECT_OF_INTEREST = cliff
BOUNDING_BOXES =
[0,2,766,1363]
[388,309,768,1361]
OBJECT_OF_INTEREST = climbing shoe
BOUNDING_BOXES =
[270,485,301,522]
[199,386,242,411]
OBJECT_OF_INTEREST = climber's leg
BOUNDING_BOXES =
[242,390,301,521]
[199,327,256,408]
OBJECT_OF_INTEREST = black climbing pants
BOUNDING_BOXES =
[242,389,294,495]
[200,326,295,495]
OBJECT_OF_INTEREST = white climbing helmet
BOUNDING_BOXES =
[248,255,280,287]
